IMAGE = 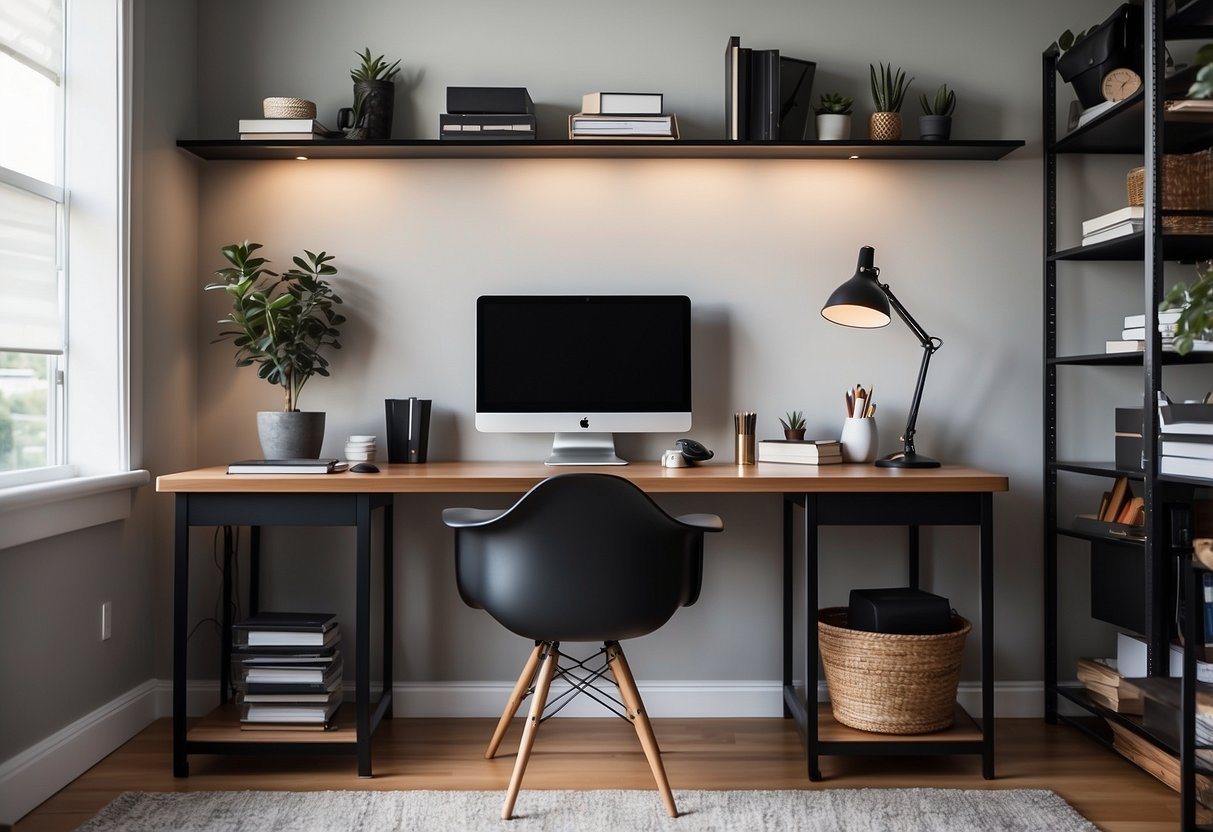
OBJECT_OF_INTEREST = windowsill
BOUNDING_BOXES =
[0,469,151,550]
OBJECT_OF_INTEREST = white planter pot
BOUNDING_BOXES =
[815,113,851,141]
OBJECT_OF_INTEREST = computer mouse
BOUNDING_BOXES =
[350,462,380,473]
[675,438,714,462]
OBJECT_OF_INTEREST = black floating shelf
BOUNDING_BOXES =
[1050,232,1213,262]
[176,138,1024,162]
[1050,351,1213,366]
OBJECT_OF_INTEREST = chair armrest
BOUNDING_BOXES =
[675,513,724,532]
[441,507,509,528]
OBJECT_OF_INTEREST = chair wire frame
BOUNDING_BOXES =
[526,643,631,722]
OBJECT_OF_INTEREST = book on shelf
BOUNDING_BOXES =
[725,36,749,140]
[1082,206,1145,236]
[240,721,337,732]
[240,132,334,141]
[446,86,534,115]
[226,458,346,474]
[238,118,333,134]
[568,113,679,139]
[243,674,343,696]
[1075,98,1119,128]
[237,648,339,664]
[1159,400,1213,436]
[1081,219,1142,246]
[1161,455,1213,479]
[240,699,341,725]
[776,56,816,141]
[1105,339,1145,353]
[1161,438,1213,461]
[748,49,780,141]
[240,688,342,704]
[243,659,344,686]
[757,439,843,464]
[233,611,339,643]
[1124,309,1183,328]
[580,92,663,115]
[1121,324,1176,340]
[1076,657,1143,714]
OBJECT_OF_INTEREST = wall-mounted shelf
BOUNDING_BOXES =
[177,138,1024,162]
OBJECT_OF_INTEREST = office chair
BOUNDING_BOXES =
[442,473,723,820]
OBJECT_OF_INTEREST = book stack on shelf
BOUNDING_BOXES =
[440,86,536,141]
[1082,206,1144,246]
[1159,397,1213,480]
[756,439,842,465]
[1075,656,1142,713]
[724,36,816,141]
[1103,309,1211,354]
[233,612,343,731]
[1072,475,1146,537]
[239,118,337,141]
[568,92,678,140]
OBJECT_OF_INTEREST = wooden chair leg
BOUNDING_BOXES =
[606,641,678,818]
[486,641,544,759]
[502,642,559,821]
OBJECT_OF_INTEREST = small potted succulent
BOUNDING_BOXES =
[350,47,401,140]
[869,63,913,140]
[1160,260,1213,354]
[918,84,956,141]
[206,241,346,459]
[780,410,807,441]
[814,93,854,141]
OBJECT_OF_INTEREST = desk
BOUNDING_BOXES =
[157,461,1007,779]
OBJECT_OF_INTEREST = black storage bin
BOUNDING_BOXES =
[1115,407,1144,471]
[847,587,952,635]
[1056,3,1144,109]
[1090,538,1148,633]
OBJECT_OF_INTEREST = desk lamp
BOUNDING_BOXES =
[820,245,942,468]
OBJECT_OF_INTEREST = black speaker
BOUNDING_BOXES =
[385,398,431,464]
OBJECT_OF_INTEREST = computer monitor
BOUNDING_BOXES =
[476,295,692,465]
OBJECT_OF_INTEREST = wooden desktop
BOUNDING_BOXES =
[157,460,1008,779]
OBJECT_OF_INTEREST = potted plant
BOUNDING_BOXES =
[780,410,807,441]
[350,47,401,140]
[869,63,913,140]
[1189,43,1213,100]
[1160,260,1213,354]
[918,84,956,141]
[206,241,346,459]
[814,93,854,141]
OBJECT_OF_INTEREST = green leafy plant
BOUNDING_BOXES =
[205,242,346,411]
[869,63,913,113]
[814,93,854,116]
[1054,26,1099,54]
[919,84,956,117]
[350,48,401,83]
[1189,43,1213,100]
[780,410,806,431]
[349,88,369,129]
[1160,260,1213,354]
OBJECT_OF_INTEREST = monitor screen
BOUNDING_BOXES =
[476,295,692,464]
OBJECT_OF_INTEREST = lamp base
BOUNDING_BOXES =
[876,450,941,469]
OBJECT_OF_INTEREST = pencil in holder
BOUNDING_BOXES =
[735,433,756,465]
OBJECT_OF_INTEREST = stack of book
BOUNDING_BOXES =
[233,612,343,731]
[1103,309,1205,354]
[1075,656,1142,713]
[239,118,336,141]
[1082,206,1144,246]
[569,92,678,140]
[756,439,842,465]
[440,86,536,141]
[1159,397,1213,480]
[725,36,816,141]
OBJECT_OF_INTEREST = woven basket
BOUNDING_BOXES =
[1127,149,1213,233]
[263,97,317,119]
[818,607,970,734]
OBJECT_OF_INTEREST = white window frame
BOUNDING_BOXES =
[0,0,148,550]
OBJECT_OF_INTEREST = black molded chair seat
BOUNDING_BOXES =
[442,473,722,819]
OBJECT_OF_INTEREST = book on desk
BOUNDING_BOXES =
[227,458,347,474]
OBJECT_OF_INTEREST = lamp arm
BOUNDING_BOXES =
[879,282,942,453]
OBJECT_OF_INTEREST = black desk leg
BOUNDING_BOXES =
[220,526,234,704]
[356,494,373,777]
[383,501,394,719]
[782,495,793,719]
[980,492,995,779]
[173,495,189,777]
[804,493,823,781]
[249,526,261,616]
[908,525,920,589]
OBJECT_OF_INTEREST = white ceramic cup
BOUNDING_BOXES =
[840,417,878,464]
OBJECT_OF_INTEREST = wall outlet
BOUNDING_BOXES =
[101,601,112,641]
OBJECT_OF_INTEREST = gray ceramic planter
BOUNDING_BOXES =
[256,411,326,459]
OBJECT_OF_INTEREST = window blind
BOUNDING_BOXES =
[0,0,63,83]
[0,181,61,354]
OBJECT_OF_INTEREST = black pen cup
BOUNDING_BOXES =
[385,398,431,463]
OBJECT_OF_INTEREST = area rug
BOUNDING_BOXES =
[76,788,1098,831]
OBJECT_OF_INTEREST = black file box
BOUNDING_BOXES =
[847,587,952,635]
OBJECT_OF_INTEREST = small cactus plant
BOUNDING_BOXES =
[815,93,854,116]
[919,84,956,117]
[869,63,913,113]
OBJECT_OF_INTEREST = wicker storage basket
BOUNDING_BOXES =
[262,97,317,119]
[818,607,970,734]
[1126,149,1213,234]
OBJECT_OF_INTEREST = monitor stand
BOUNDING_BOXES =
[545,432,628,466]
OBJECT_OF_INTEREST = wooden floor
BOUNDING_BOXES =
[12,716,1189,831]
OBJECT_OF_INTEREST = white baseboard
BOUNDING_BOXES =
[0,679,157,826]
[1,676,1060,826]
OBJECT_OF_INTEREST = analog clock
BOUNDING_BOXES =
[1101,68,1142,102]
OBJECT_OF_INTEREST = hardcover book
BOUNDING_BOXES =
[227,458,344,474]
[580,92,663,115]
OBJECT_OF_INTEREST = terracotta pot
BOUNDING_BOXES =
[869,111,902,141]
[784,428,807,441]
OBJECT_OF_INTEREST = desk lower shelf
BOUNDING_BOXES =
[816,703,983,745]
[188,703,358,745]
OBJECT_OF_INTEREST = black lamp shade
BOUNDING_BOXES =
[820,246,891,328]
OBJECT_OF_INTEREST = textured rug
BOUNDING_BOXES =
[75,788,1098,831]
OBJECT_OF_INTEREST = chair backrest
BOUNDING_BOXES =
[450,473,709,642]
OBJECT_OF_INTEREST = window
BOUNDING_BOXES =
[0,1,65,478]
